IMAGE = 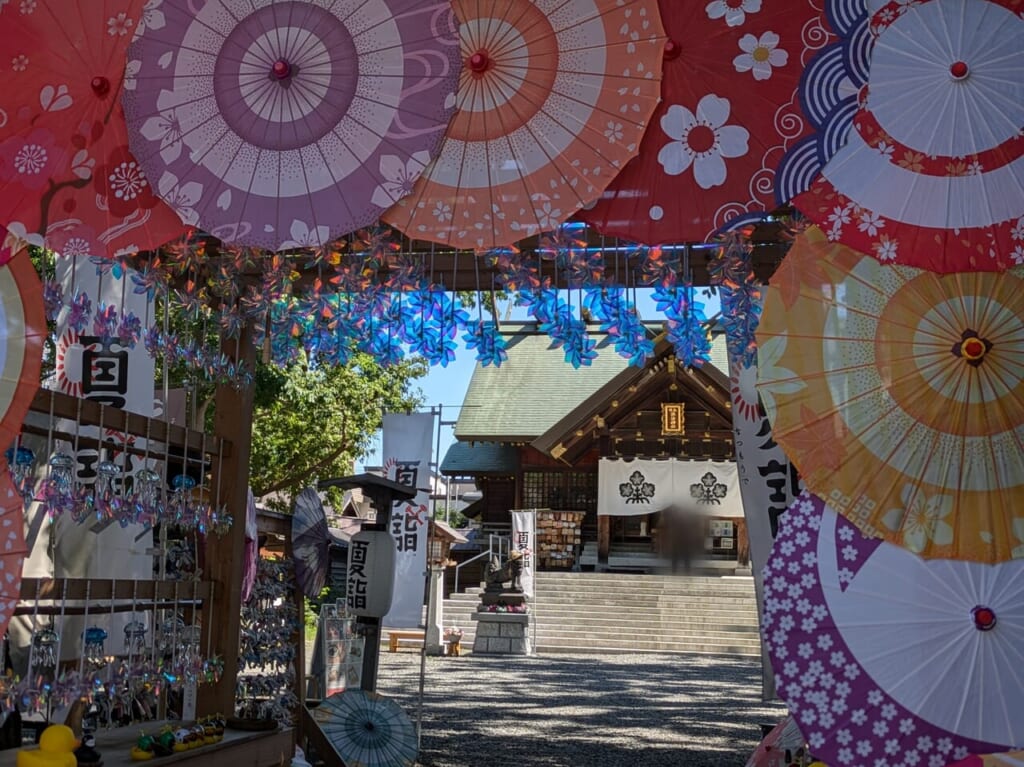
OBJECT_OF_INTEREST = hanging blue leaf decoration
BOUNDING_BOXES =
[463,320,507,367]
[583,287,653,368]
[656,285,711,368]
[709,233,762,368]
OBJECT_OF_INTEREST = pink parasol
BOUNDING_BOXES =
[123,0,461,250]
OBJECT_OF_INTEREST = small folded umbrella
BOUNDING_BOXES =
[312,689,417,767]
[292,486,329,599]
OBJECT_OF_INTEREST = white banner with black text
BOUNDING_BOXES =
[510,510,536,599]
[729,351,802,700]
[381,412,434,628]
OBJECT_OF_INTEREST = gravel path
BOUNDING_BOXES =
[374,652,786,767]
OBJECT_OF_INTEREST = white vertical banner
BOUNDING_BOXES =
[510,510,536,599]
[49,256,156,659]
[729,349,801,700]
[381,412,434,628]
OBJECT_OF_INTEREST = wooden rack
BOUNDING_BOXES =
[24,390,230,459]
[15,577,212,617]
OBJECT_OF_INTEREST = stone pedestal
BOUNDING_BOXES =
[471,612,531,655]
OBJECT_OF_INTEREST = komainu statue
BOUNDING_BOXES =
[484,550,523,593]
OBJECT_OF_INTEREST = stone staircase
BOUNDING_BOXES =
[441,571,762,657]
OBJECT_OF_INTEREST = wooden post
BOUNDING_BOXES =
[198,329,257,717]
[597,515,610,562]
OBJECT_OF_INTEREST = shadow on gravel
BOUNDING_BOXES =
[376,652,786,767]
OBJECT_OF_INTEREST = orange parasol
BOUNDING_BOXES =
[383,0,665,250]
[756,225,1024,562]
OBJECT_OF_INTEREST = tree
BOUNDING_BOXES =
[248,352,426,510]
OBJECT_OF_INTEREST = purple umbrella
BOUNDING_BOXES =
[762,492,1024,767]
[123,0,460,250]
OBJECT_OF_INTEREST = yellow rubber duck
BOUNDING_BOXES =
[17,725,78,767]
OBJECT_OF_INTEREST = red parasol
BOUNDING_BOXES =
[579,0,833,244]
[793,0,1024,272]
[0,0,185,258]
[0,231,45,451]
[0,462,27,640]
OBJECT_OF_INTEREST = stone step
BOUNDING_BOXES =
[440,571,762,657]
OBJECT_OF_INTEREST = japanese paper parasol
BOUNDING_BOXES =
[745,716,806,767]
[312,689,416,767]
[579,0,834,244]
[762,492,1024,767]
[0,0,186,259]
[382,0,665,251]
[792,0,1024,272]
[953,752,1024,766]
[122,0,461,251]
[756,225,1024,562]
[0,462,28,640]
[0,232,45,451]
[292,486,329,599]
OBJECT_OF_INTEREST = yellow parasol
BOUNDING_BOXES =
[756,225,1024,562]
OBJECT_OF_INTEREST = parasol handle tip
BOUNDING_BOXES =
[272,59,292,80]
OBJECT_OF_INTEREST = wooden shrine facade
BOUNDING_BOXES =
[442,332,743,570]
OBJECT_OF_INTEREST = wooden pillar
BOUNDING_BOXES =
[735,517,750,568]
[198,329,257,717]
[597,515,610,561]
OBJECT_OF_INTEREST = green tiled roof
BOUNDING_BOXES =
[454,325,728,442]
[440,441,519,476]
[454,330,631,441]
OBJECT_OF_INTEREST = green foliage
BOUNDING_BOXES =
[249,351,426,510]
[433,502,467,529]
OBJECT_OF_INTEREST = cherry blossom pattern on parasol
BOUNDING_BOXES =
[579,0,834,244]
[763,492,1024,767]
[793,0,1024,271]
[0,0,186,258]
[123,0,461,250]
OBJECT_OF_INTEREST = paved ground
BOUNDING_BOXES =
[374,651,787,767]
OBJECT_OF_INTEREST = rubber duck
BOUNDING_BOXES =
[17,725,79,767]
[73,733,103,767]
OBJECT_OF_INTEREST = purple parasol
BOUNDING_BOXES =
[762,492,1024,767]
[122,0,460,250]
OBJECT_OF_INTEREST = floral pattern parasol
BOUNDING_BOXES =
[123,0,461,250]
[0,0,186,258]
[756,225,1024,562]
[580,0,834,244]
[383,0,665,251]
[793,0,1024,271]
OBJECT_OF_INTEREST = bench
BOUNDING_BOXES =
[388,630,425,653]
